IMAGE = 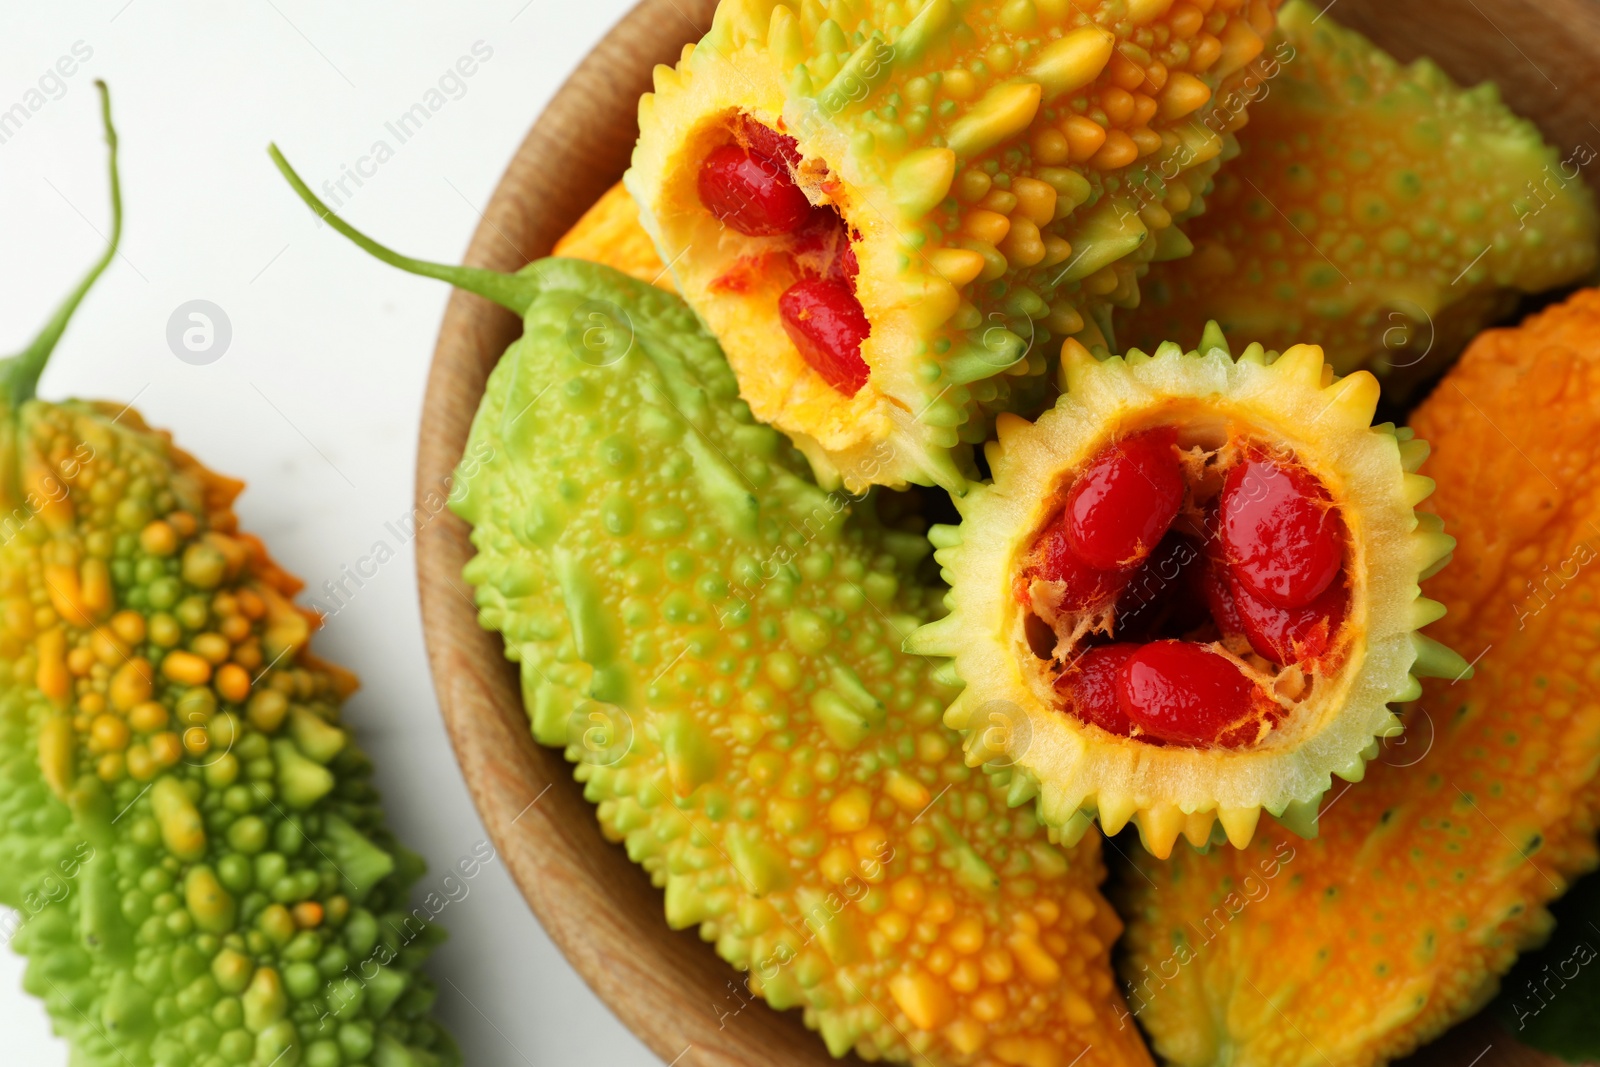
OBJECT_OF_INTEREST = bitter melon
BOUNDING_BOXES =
[1118,287,1600,1067]
[907,331,1466,856]
[0,87,457,1067]
[272,152,1154,1066]
[626,0,1285,492]
[1119,0,1599,394]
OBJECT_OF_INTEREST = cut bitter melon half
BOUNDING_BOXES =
[626,0,1284,493]
[907,331,1467,856]
[1119,0,1599,396]
[1117,287,1600,1067]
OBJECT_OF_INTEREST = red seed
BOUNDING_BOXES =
[1220,453,1343,608]
[1228,570,1345,665]
[1201,551,1248,638]
[1117,640,1264,746]
[1032,514,1131,611]
[1065,429,1185,571]
[835,240,859,287]
[790,210,858,290]
[1056,643,1142,736]
[739,119,801,171]
[778,278,871,395]
[697,144,814,237]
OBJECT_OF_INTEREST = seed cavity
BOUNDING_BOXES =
[1019,425,1352,748]
[695,115,871,397]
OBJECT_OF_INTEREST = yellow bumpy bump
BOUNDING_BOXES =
[1118,289,1600,1067]
[627,0,1285,492]
[906,329,1465,855]
[1120,0,1599,393]
[450,258,1153,1067]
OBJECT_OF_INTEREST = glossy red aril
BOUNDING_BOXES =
[1032,514,1131,611]
[1220,454,1343,608]
[697,143,813,236]
[1201,552,1248,638]
[1229,571,1345,664]
[779,278,871,395]
[1066,429,1185,571]
[1117,640,1263,746]
[1056,643,1141,735]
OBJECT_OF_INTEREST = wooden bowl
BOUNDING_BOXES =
[414,2,1599,1064]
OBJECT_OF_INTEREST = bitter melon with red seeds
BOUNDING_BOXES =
[1120,0,1599,394]
[272,152,1154,1067]
[627,0,1285,492]
[1117,287,1600,1067]
[907,329,1466,856]
[0,87,457,1067]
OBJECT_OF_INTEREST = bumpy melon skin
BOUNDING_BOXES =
[1117,289,1600,1067]
[1119,0,1600,394]
[627,0,1284,493]
[906,333,1465,857]
[0,402,456,1067]
[452,257,1153,1067]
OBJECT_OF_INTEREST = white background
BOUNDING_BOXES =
[0,2,661,1063]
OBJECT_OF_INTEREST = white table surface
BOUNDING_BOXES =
[0,2,661,1063]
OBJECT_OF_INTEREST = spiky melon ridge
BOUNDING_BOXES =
[627,0,1284,492]
[1116,288,1600,1067]
[1120,0,1599,393]
[907,331,1465,856]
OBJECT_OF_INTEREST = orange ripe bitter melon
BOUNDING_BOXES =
[627,0,1285,492]
[0,88,457,1067]
[1120,0,1599,394]
[1118,288,1600,1067]
[271,151,1155,1066]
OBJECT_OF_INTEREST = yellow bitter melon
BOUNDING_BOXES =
[907,331,1465,857]
[272,153,1155,1066]
[627,0,1285,492]
[1119,0,1599,394]
[1118,288,1600,1067]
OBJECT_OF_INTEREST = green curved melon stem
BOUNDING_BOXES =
[0,80,121,410]
[267,143,538,316]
